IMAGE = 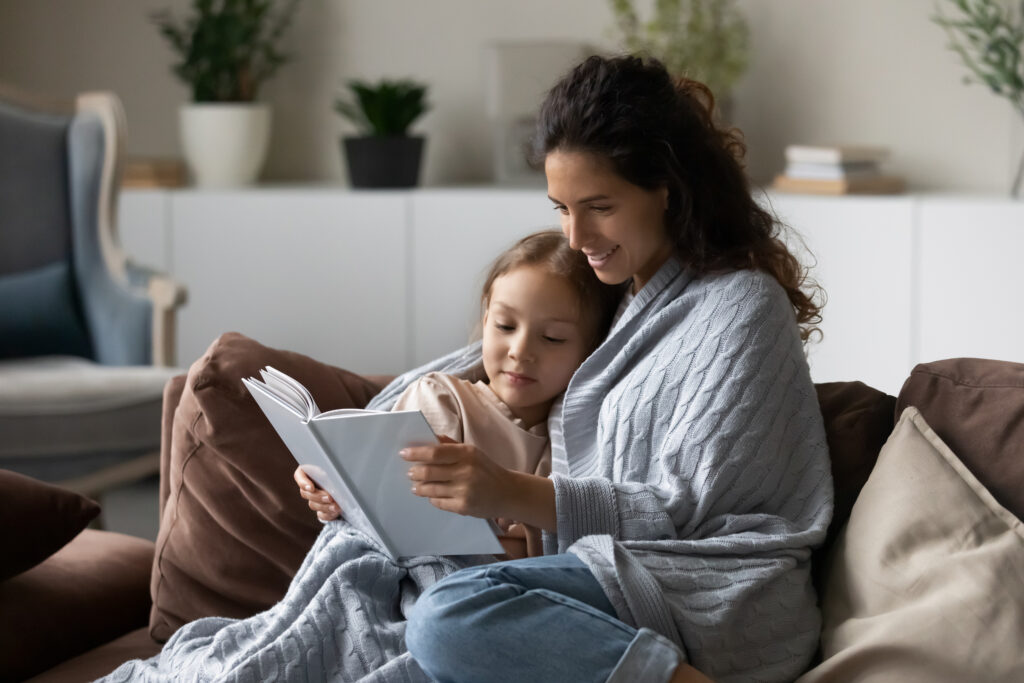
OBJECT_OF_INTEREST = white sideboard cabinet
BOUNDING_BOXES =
[119,187,1024,395]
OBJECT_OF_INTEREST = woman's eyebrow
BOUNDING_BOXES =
[548,194,610,204]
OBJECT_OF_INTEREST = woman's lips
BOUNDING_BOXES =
[504,371,535,385]
[586,245,619,268]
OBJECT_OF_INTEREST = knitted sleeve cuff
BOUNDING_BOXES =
[552,473,620,550]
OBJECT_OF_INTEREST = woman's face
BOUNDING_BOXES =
[545,149,673,292]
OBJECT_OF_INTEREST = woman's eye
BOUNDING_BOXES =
[590,205,611,213]
[552,205,569,215]
[543,336,567,344]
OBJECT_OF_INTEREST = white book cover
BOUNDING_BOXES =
[243,367,504,558]
[784,145,890,164]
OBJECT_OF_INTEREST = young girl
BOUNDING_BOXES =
[296,229,622,557]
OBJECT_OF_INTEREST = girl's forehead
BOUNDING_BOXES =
[488,266,582,323]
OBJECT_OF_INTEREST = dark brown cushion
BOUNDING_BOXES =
[812,381,897,589]
[0,469,101,581]
[149,332,385,641]
[896,357,1024,522]
[0,529,154,682]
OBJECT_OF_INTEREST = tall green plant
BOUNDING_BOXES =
[333,79,430,137]
[609,0,749,102]
[933,0,1024,196]
[153,0,301,102]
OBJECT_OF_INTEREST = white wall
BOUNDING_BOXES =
[1,0,1021,193]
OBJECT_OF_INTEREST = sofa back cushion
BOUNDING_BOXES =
[812,381,896,589]
[797,407,1024,682]
[149,332,383,641]
[895,357,1024,522]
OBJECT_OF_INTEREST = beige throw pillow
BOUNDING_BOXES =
[799,407,1024,683]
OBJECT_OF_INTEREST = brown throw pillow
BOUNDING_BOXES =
[0,469,101,581]
[812,381,896,586]
[149,332,385,641]
[0,528,154,681]
[896,358,1024,522]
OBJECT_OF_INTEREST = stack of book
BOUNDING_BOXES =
[773,145,905,195]
[122,158,187,188]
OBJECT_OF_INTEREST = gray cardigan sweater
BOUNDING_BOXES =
[370,257,834,682]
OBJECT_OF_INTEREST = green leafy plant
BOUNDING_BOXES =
[153,0,301,102]
[333,79,430,137]
[933,0,1024,195]
[609,0,750,102]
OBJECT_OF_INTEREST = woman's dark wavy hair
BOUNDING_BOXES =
[530,54,823,342]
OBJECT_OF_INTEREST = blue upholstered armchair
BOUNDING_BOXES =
[0,86,186,499]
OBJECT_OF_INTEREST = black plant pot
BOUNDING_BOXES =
[342,136,425,188]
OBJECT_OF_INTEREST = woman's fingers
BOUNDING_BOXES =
[400,444,464,465]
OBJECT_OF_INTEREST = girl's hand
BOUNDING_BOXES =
[402,436,515,519]
[495,521,529,560]
[293,466,342,521]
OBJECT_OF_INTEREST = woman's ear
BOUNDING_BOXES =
[660,186,670,211]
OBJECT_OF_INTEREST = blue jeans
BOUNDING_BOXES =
[406,553,682,683]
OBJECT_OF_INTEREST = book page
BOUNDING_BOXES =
[264,366,320,418]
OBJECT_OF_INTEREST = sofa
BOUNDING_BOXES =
[3,332,1022,682]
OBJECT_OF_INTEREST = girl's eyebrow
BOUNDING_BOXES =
[491,301,578,325]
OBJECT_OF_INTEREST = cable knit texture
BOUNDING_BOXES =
[99,523,487,682]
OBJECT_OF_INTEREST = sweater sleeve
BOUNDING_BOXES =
[392,374,464,443]
[552,273,832,554]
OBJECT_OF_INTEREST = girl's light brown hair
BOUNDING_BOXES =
[480,230,625,349]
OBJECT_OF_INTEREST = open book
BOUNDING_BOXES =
[243,367,504,558]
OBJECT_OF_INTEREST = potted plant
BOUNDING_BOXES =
[933,0,1024,197]
[608,0,749,122]
[153,0,301,187]
[333,79,430,188]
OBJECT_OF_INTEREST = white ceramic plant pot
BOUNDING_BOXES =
[180,103,271,188]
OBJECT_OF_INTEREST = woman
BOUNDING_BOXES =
[306,55,832,683]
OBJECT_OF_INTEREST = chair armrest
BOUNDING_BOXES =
[147,273,187,368]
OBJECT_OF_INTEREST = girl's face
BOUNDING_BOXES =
[482,264,592,428]
[546,149,673,293]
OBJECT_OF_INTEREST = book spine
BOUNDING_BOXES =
[305,421,397,557]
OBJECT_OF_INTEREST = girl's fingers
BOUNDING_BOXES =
[410,482,450,499]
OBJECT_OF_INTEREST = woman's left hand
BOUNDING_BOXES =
[402,436,514,519]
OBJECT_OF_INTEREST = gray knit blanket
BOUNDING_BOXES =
[99,523,483,682]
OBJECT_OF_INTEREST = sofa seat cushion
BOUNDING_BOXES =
[24,627,161,683]
[0,529,154,682]
[0,356,180,479]
[149,332,384,641]
[0,469,100,581]
[798,407,1024,682]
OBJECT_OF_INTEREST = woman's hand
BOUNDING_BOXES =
[494,520,530,560]
[293,466,342,521]
[402,436,517,519]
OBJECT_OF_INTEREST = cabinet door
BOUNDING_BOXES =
[411,189,557,366]
[119,189,170,272]
[917,197,1024,365]
[768,193,916,396]
[171,190,409,373]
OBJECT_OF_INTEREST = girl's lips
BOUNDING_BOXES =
[504,371,535,385]
[586,244,619,268]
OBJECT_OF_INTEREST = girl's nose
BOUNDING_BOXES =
[508,334,533,362]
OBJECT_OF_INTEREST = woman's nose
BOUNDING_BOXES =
[562,212,586,251]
